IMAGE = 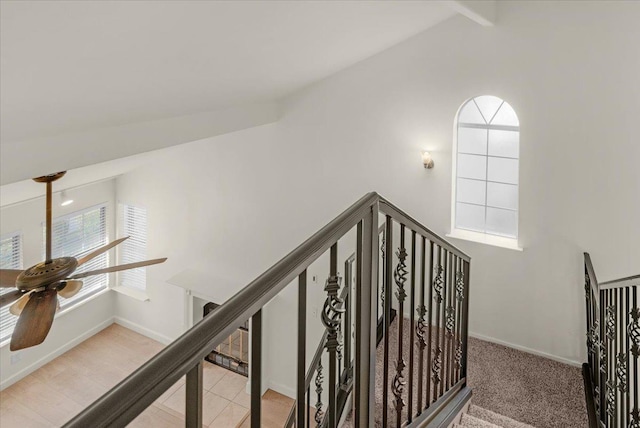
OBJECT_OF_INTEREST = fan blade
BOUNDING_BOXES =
[58,280,83,299]
[0,269,22,288]
[76,237,129,266]
[68,258,167,280]
[9,291,33,315]
[10,289,58,351]
[0,290,24,307]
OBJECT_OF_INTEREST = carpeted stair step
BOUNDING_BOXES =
[468,405,535,428]
[455,413,501,428]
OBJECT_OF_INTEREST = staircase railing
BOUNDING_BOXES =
[583,252,640,428]
[64,192,472,428]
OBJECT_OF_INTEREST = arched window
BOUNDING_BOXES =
[453,95,520,242]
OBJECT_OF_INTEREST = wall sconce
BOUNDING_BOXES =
[60,190,74,207]
[422,151,434,169]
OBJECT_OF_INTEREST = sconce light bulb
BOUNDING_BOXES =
[422,151,434,169]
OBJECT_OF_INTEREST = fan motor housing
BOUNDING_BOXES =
[16,257,78,291]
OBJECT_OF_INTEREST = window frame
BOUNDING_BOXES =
[46,203,110,310]
[113,203,150,301]
[450,96,522,251]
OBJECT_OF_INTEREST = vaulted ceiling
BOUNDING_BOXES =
[0,1,493,185]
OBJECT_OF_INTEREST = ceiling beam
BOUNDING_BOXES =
[0,102,280,185]
[445,0,496,27]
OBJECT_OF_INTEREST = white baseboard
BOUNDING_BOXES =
[113,316,174,345]
[0,317,115,390]
[267,379,296,399]
[469,331,582,367]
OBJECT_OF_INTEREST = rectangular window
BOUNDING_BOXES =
[48,204,109,309]
[119,204,147,291]
[0,232,23,343]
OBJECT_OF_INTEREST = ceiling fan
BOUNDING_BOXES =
[0,171,166,351]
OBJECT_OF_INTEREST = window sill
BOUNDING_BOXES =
[111,286,150,302]
[446,229,523,252]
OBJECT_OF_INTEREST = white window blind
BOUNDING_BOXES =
[48,204,109,309]
[0,232,23,343]
[455,96,520,238]
[119,204,147,291]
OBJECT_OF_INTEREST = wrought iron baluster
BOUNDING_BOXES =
[307,385,311,428]
[337,322,343,382]
[321,244,344,428]
[297,271,307,427]
[426,241,434,409]
[251,310,262,428]
[315,362,324,426]
[438,250,448,398]
[630,287,639,427]
[416,236,427,416]
[461,259,470,381]
[408,230,416,423]
[626,286,631,427]
[600,291,606,425]
[454,256,464,381]
[605,298,616,421]
[382,217,393,426]
[392,225,408,427]
[431,247,443,403]
[381,229,386,312]
[444,251,454,391]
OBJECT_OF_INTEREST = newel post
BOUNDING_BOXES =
[354,202,379,427]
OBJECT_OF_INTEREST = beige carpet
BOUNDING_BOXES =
[344,318,587,427]
[467,337,587,428]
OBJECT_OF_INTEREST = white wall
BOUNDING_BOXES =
[112,0,640,395]
[0,179,117,388]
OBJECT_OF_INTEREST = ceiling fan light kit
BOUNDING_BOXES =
[0,171,167,351]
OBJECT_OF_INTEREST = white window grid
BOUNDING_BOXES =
[454,96,520,239]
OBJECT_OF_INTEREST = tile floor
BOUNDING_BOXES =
[0,324,293,427]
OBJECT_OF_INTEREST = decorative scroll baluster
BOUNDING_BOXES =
[454,265,465,376]
[416,236,427,415]
[321,244,344,428]
[588,321,600,356]
[431,348,442,392]
[314,362,324,426]
[431,251,444,401]
[631,408,640,428]
[627,287,640,428]
[606,379,616,417]
[433,264,444,304]
[392,228,408,427]
[426,241,434,408]
[416,306,428,350]
[605,303,616,420]
[606,305,617,341]
[445,307,454,338]
[629,308,640,358]
[381,231,386,309]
